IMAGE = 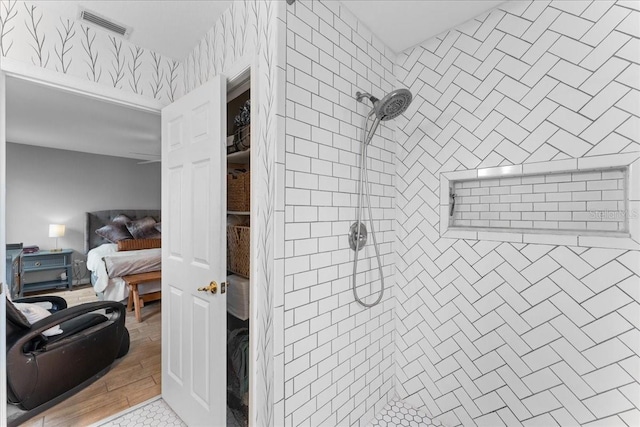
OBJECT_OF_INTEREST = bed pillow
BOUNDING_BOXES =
[126,216,161,239]
[96,222,133,243]
[13,303,63,336]
[118,238,161,251]
[112,214,132,225]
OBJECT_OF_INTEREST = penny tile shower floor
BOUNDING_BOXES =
[368,400,443,427]
[93,396,438,427]
[92,397,244,427]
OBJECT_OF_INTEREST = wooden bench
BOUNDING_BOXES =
[123,271,162,322]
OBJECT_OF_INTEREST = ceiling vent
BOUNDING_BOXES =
[78,7,132,38]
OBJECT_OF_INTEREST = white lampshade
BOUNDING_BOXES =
[49,224,65,238]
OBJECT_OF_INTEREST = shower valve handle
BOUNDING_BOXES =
[349,222,368,251]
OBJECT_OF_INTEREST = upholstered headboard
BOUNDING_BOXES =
[85,210,161,254]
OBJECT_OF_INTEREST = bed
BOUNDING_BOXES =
[85,210,161,302]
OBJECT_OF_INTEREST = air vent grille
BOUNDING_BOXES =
[79,8,131,38]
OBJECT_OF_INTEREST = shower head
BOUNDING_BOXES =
[356,88,413,121]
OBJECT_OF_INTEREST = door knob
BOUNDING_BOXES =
[197,281,217,294]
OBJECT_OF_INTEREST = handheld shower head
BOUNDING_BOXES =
[356,88,413,121]
[356,88,413,145]
[351,88,413,308]
[373,88,413,120]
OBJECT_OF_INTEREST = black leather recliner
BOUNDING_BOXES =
[6,295,130,426]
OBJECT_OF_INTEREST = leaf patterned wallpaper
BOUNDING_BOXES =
[182,2,283,427]
[0,0,181,102]
[3,0,283,425]
[181,0,260,94]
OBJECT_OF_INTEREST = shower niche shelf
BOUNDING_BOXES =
[439,154,640,249]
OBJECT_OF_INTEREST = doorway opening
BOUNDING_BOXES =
[1,65,252,425]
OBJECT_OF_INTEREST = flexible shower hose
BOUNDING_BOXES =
[352,112,386,308]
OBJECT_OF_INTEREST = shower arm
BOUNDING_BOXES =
[356,91,378,105]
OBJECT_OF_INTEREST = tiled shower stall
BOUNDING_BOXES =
[277,0,639,426]
[2,0,637,426]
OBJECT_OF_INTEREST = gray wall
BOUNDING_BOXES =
[6,143,160,259]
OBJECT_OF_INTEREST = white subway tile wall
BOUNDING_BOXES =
[395,0,639,426]
[278,1,398,426]
[452,169,627,231]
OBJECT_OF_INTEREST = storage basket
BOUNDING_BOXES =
[227,225,250,278]
[227,170,250,212]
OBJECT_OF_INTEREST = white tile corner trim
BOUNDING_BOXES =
[440,154,640,250]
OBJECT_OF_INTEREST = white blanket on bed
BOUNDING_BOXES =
[86,243,117,288]
[87,244,161,301]
[103,248,161,278]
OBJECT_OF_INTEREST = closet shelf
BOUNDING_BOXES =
[227,149,250,164]
[228,211,250,215]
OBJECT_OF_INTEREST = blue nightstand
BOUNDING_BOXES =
[6,248,22,299]
[21,249,73,296]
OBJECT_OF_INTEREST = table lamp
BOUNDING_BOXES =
[49,224,65,252]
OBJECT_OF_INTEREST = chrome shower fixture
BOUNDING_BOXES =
[348,222,368,251]
[351,87,413,308]
[355,88,413,145]
[356,91,379,104]
[356,88,413,121]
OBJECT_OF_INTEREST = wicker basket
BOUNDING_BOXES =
[227,225,250,278]
[227,170,250,212]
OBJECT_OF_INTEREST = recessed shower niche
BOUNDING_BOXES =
[439,154,640,249]
[451,168,627,232]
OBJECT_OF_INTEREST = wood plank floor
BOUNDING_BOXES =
[17,285,162,427]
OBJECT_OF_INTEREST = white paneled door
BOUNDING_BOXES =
[161,75,227,426]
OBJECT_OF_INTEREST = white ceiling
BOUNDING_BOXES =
[6,77,161,161]
[341,0,506,53]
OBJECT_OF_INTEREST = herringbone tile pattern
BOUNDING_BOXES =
[394,1,639,426]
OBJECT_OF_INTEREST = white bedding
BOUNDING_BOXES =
[87,244,161,302]
[227,274,250,321]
